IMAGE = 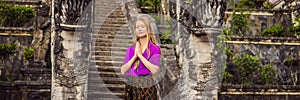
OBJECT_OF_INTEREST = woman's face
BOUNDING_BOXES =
[135,20,148,38]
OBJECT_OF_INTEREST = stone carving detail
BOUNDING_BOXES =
[32,2,52,63]
[169,0,226,30]
[168,0,225,99]
[55,0,92,25]
[192,0,226,28]
[52,0,92,99]
[54,55,78,88]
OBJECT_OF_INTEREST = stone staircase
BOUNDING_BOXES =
[88,0,133,99]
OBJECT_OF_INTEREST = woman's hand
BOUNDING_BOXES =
[135,42,142,57]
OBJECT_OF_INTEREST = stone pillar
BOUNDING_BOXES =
[51,0,92,99]
[51,28,90,100]
[171,0,226,99]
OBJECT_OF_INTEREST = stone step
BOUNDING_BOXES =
[91,56,124,61]
[98,27,129,32]
[91,60,123,66]
[21,68,51,74]
[89,65,120,72]
[93,38,132,44]
[88,83,125,92]
[93,30,130,35]
[97,66,121,72]
[91,51,125,56]
[102,21,127,25]
[90,71,120,78]
[103,17,127,22]
[94,62,123,67]
[89,76,126,84]
[94,7,122,11]
[101,23,128,27]
[92,46,128,52]
[87,91,125,99]
[108,11,125,16]
[92,34,132,40]
[102,77,126,84]
[95,12,126,19]
[93,42,131,47]
[93,22,128,26]
[94,12,126,18]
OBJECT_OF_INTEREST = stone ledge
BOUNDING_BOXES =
[0,81,51,89]
[0,26,34,32]
[221,84,300,92]
[228,35,300,41]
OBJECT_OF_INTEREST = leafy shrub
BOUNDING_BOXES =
[160,25,173,44]
[234,0,266,9]
[223,54,277,85]
[230,12,250,35]
[261,24,284,37]
[23,47,34,60]
[137,0,161,13]
[260,64,276,85]
[289,16,300,37]
[0,43,17,59]
[233,54,260,85]
[0,3,35,27]
[263,2,273,9]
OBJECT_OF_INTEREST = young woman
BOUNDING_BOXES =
[120,16,161,100]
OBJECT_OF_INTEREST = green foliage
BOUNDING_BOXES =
[0,43,17,59]
[289,16,300,37]
[5,75,14,82]
[223,54,277,85]
[160,24,173,44]
[284,58,300,66]
[233,54,260,85]
[230,12,250,35]
[263,2,273,9]
[217,29,233,57]
[260,64,276,85]
[0,2,35,27]
[23,47,34,60]
[137,0,161,13]
[234,0,266,9]
[222,65,233,83]
[262,24,284,37]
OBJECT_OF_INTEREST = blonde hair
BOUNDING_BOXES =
[133,17,158,45]
[132,16,159,71]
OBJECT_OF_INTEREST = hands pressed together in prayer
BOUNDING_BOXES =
[134,42,142,58]
[133,42,142,70]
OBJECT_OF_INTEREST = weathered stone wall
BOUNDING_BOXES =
[0,0,52,100]
[225,36,300,85]
[0,35,33,81]
[225,10,292,36]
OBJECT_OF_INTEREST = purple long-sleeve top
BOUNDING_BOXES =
[122,41,161,76]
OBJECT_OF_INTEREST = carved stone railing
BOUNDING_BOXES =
[51,0,92,99]
[219,85,300,99]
